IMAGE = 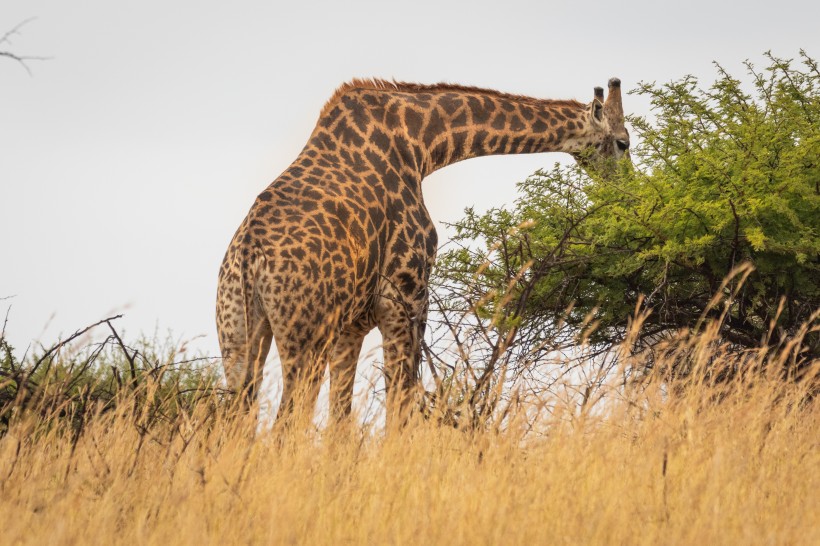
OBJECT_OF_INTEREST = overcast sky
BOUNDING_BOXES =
[2,0,818,369]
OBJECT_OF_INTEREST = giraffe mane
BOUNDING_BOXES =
[321,78,586,116]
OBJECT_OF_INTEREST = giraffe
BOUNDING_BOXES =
[216,77,629,424]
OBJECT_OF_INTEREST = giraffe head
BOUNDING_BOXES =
[569,77,630,174]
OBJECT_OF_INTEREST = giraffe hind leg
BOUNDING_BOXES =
[329,330,366,422]
[220,317,273,408]
[274,343,327,428]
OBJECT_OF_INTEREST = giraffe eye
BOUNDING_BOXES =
[616,139,630,151]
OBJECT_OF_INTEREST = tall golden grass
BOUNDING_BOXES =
[1,314,818,545]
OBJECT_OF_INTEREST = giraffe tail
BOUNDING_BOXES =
[237,247,266,393]
[239,248,263,344]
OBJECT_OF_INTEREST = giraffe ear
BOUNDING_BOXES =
[590,98,604,124]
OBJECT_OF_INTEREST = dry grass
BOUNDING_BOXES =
[1,323,818,546]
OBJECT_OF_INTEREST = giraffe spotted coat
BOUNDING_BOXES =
[216,78,629,423]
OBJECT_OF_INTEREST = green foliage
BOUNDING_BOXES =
[435,52,820,366]
[0,319,225,438]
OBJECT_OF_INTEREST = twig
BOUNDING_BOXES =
[0,18,36,45]
[31,315,124,375]
[1,303,12,344]
[1,18,51,76]
[105,319,138,388]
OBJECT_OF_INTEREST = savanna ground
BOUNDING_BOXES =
[0,307,817,545]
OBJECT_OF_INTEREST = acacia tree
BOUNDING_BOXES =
[428,52,819,417]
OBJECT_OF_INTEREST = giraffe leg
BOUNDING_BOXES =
[329,330,365,422]
[377,302,425,427]
[242,318,273,406]
[274,342,327,427]
[219,322,272,408]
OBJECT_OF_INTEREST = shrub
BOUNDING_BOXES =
[432,51,820,387]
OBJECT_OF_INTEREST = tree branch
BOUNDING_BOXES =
[1,18,50,76]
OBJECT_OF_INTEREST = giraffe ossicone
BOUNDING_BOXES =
[216,78,629,424]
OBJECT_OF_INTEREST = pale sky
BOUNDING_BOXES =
[2,0,818,369]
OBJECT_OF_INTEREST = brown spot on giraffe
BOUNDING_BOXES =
[216,78,630,425]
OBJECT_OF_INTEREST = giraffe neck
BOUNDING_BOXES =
[312,82,593,179]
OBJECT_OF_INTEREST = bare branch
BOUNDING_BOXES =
[0,17,37,45]
[105,319,139,388]
[0,300,13,343]
[1,18,50,76]
[31,315,124,374]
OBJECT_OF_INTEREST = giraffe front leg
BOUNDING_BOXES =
[377,300,426,428]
